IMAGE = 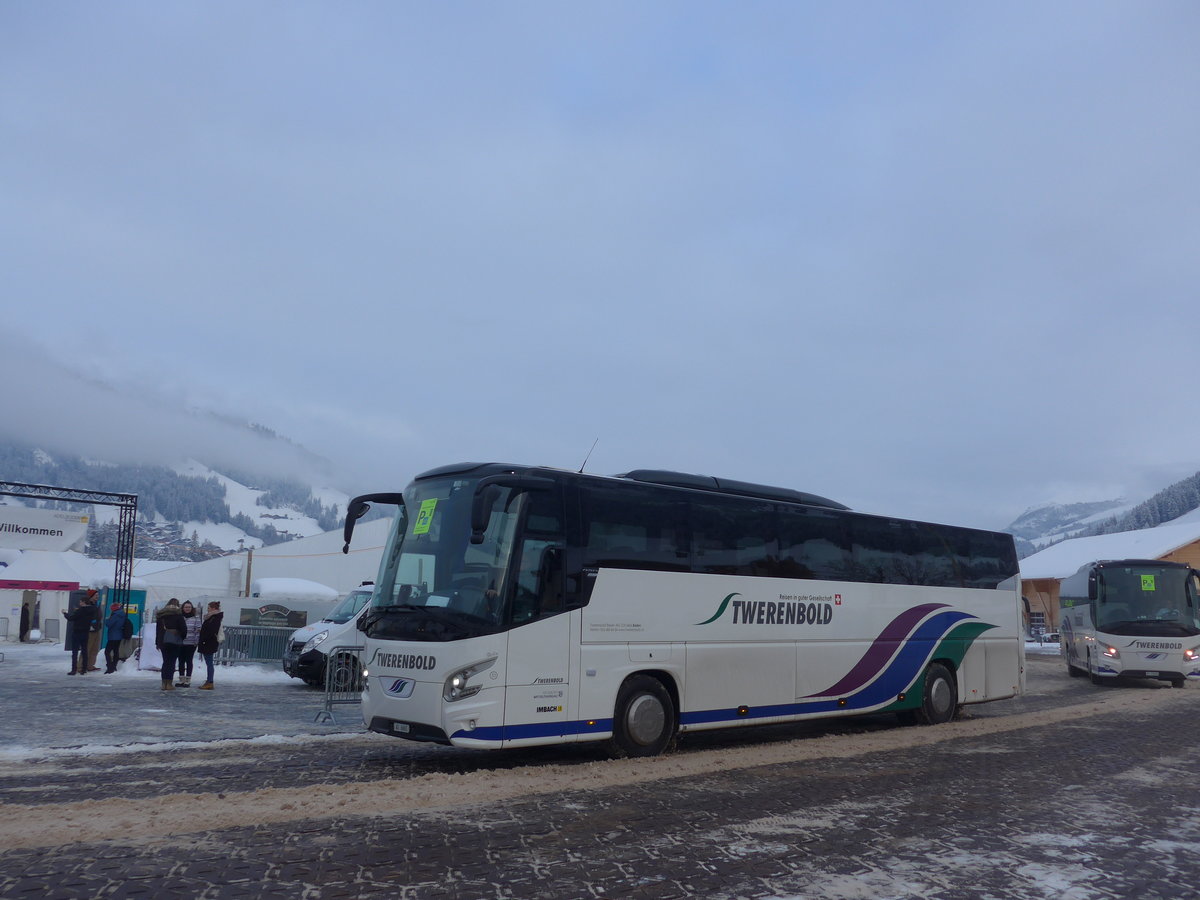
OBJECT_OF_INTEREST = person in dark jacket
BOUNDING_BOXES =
[155,599,187,692]
[197,601,224,690]
[84,590,104,672]
[103,602,129,674]
[176,600,202,687]
[63,597,96,675]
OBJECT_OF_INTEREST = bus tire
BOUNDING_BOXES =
[1087,653,1106,686]
[1171,678,1186,689]
[607,675,676,758]
[1067,659,1084,678]
[914,662,957,725]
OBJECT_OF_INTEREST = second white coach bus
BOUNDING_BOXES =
[342,463,1023,756]
[1060,559,1200,687]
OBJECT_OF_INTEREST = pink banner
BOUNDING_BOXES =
[0,579,80,591]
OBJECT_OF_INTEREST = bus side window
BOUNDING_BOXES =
[511,539,565,625]
[510,490,567,626]
[580,483,688,573]
[691,497,776,577]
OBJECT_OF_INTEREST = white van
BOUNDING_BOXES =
[282,583,373,687]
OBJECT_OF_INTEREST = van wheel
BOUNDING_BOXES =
[329,654,363,692]
[913,663,957,725]
[607,675,676,758]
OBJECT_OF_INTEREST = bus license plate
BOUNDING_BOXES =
[1145,671,1159,677]
[392,722,410,734]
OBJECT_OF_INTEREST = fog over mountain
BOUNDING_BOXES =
[8,331,1200,561]
[1,333,352,491]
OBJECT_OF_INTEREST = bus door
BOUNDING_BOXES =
[503,494,571,737]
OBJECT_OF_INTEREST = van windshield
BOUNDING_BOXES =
[326,589,373,624]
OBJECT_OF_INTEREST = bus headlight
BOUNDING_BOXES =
[1102,645,1120,659]
[444,657,497,702]
[1185,648,1199,662]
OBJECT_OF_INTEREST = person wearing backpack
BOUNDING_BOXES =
[63,595,97,675]
[155,599,187,691]
[102,601,130,674]
[197,601,224,690]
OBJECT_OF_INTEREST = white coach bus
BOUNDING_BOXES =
[1060,559,1200,688]
[342,463,1023,757]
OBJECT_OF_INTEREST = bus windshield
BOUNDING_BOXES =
[1096,565,1200,637]
[367,476,521,642]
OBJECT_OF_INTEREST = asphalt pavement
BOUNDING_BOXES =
[2,644,1199,899]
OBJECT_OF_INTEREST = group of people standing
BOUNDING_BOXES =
[62,590,133,675]
[63,593,226,691]
[154,598,224,690]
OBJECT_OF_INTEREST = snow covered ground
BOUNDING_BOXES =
[1024,639,1063,656]
[0,641,353,761]
[9,639,291,684]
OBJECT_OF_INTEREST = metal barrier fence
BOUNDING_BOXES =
[314,645,364,724]
[215,625,294,665]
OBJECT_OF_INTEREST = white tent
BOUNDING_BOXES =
[0,519,390,641]
[0,550,88,642]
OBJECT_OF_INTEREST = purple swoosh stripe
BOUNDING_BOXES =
[806,602,949,698]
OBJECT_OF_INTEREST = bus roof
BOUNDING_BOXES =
[412,461,849,510]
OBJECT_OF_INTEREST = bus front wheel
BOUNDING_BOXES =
[913,662,957,725]
[608,675,676,758]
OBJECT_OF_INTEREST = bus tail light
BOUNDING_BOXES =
[444,657,497,702]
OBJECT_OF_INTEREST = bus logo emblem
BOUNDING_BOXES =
[386,679,415,698]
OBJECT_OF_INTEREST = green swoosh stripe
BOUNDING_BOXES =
[696,592,740,626]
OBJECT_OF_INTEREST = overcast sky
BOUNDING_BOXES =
[3,2,1198,530]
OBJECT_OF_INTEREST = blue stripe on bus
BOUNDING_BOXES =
[453,609,985,742]
[452,718,614,743]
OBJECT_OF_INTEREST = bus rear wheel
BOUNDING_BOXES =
[913,662,957,725]
[607,675,676,758]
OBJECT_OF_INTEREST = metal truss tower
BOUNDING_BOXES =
[0,481,139,607]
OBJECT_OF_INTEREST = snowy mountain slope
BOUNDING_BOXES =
[1,440,349,559]
[1006,498,1134,550]
[173,460,349,549]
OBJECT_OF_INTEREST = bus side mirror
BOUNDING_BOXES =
[1088,574,1098,601]
[343,492,405,553]
[470,486,502,544]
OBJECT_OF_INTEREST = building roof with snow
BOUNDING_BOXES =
[251,577,338,602]
[1020,520,1200,580]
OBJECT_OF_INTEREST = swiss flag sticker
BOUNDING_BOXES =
[835,594,842,605]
